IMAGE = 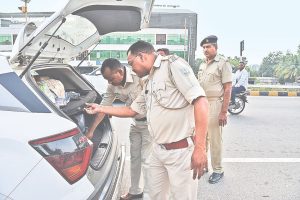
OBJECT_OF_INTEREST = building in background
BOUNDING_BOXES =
[0,19,21,55]
[0,7,197,65]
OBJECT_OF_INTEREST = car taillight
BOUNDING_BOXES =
[29,128,93,184]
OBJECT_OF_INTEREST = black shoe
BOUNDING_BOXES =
[120,192,143,200]
[208,172,224,184]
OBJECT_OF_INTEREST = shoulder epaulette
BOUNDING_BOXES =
[168,55,179,63]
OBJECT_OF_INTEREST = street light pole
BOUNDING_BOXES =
[184,18,187,60]
[25,1,28,23]
[20,0,31,23]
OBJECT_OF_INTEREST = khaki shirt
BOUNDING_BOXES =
[101,66,145,119]
[131,55,206,144]
[198,55,232,98]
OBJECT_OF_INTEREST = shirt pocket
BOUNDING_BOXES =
[115,93,127,103]
[152,81,166,103]
[152,81,189,109]
[206,73,215,82]
[197,70,204,82]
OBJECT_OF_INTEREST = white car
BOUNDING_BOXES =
[82,63,131,94]
[2,0,154,199]
[82,67,108,94]
[1,55,96,199]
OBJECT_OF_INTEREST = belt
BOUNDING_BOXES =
[135,117,147,121]
[160,137,193,150]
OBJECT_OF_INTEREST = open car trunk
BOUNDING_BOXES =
[27,64,112,170]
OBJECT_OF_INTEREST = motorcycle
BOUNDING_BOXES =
[228,91,249,115]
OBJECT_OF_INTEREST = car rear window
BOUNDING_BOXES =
[0,84,29,112]
[0,72,50,113]
[46,14,97,46]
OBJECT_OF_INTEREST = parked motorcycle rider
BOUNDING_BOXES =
[230,60,249,107]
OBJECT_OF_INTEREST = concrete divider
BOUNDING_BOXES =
[249,91,300,96]
[248,85,300,96]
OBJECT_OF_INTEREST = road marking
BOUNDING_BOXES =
[125,157,300,162]
[223,158,300,163]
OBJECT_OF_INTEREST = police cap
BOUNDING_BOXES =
[200,35,218,46]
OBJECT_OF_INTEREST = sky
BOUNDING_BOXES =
[2,0,300,65]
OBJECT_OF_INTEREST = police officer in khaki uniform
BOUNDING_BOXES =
[85,41,209,200]
[198,35,232,184]
[156,48,170,56]
[85,58,152,200]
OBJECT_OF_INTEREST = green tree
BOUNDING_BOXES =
[227,56,240,72]
[191,58,203,75]
[274,51,300,83]
[195,58,203,67]
[259,51,283,77]
[247,66,259,77]
[297,44,300,55]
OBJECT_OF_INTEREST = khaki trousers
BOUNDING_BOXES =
[147,139,198,200]
[207,100,223,173]
[129,120,152,196]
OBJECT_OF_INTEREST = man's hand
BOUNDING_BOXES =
[218,112,227,127]
[85,129,94,140]
[191,147,207,179]
[84,103,102,115]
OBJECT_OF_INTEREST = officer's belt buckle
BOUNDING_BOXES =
[159,144,167,150]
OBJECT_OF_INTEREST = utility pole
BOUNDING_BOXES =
[187,16,191,64]
[183,18,187,60]
[18,0,31,23]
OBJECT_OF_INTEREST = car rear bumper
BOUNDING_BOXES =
[88,143,125,200]
[105,144,126,200]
